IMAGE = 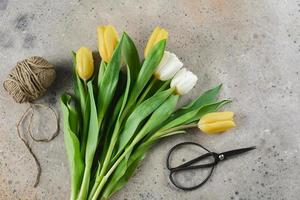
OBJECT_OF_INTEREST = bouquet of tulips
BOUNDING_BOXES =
[61,25,235,200]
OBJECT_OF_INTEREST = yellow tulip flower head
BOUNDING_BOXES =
[76,47,94,81]
[144,26,168,58]
[97,25,119,63]
[198,112,236,134]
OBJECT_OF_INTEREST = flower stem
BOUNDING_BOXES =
[149,123,198,141]
[136,78,156,105]
[90,148,128,200]
[88,122,120,198]
[77,163,91,200]
[90,132,143,200]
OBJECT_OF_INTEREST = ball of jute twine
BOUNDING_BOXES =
[3,56,56,103]
[3,56,59,187]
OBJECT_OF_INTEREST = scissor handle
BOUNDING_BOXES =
[169,152,217,171]
[166,142,212,170]
[166,142,217,190]
[169,165,215,191]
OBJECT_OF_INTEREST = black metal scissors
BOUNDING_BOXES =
[166,142,256,190]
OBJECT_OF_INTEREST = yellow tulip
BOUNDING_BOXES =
[97,25,119,63]
[76,47,94,81]
[144,26,168,58]
[198,112,236,134]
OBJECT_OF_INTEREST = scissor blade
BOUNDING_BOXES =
[222,146,256,159]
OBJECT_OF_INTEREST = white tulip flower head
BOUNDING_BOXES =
[154,51,183,81]
[170,68,198,95]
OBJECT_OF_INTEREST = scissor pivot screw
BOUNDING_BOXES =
[219,154,225,160]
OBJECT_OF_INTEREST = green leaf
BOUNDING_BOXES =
[78,81,99,200]
[123,94,179,163]
[170,84,222,120]
[187,99,231,123]
[97,61,107,89]
[156,85,223,131]
[128,39,166,104]
[116,66,132,122]
[117,66,132,124]
[85,82,99,165]
[103,66,131,171]
[117,88,173,155]
[61,94,84,200]
[71,51,80,100]
[67,100,79,135]
[98,35,123,119]
[105,66,131,155]
[136,95,179,140]
[122,32,140,83]
[80,94,90,157]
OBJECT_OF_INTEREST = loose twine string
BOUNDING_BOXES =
[16,103,59,187]
[3,56,58,187]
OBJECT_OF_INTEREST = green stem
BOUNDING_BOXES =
[136,78,156,105]
[80,81,88,158]
[88,122,120,198]
[90,131,144,200]
[69,185,76,200]
[149,123,197,141]
[157,80,170,93]
[120,78,162,121]
[80,108,88,158]
[77,163,91,200]
[78,116,104,200]
[90,148,128,200]
[166,123,198,131]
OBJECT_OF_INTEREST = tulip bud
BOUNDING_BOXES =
[198,112,236,134]
[170,68,198,95]
[97,25,119,63]
[144,26,168,58]
[76,47,94,81]
[154,51,183,81]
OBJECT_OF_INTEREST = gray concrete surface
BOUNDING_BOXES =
[1,0,300,199]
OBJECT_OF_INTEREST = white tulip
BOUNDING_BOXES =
[170,68,198,95]
[154,51,183,81]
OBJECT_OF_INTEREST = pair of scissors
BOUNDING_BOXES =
[166,142,256,190]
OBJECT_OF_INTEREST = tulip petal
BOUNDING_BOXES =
[144,26,161,58]
[158,52,183,80]
[104,25,119,62]
[200,112,234,124]
[154,51,170,79]
[198,120,236,134]
[170,68,186,88]
[171,68,197,95]
[155,28,168,45]
[97,26,108,62]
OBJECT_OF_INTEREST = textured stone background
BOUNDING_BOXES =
[0,0,300,199]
